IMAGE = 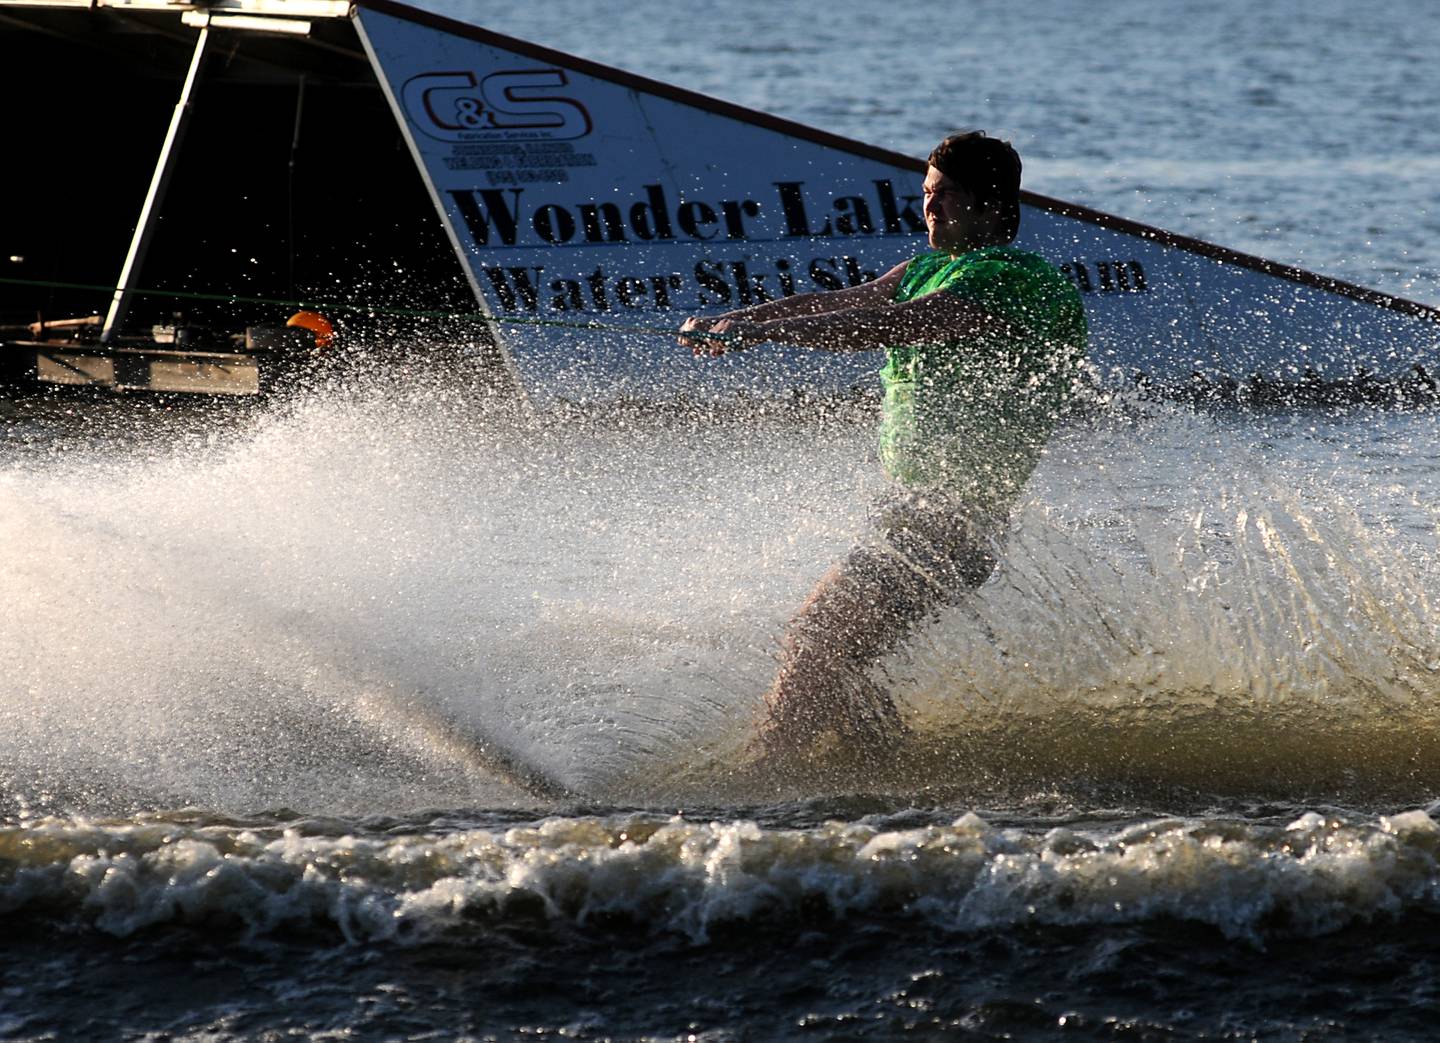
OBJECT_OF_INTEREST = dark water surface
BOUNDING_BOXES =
[6,0,1440,1039]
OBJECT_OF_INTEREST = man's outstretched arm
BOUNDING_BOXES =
[707,285,1027,355]
[679,261,908,350]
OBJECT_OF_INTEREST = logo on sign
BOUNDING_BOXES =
[401,69,593,141]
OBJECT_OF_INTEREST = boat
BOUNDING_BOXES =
[2,0,1436,402]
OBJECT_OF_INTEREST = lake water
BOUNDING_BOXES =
[5,0,1440,1039]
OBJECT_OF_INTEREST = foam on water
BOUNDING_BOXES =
[5,806,1440,945]
[3,373,1440,813]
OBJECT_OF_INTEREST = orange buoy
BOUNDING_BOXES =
[285,310,335,349]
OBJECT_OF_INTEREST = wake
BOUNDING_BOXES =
[3,377,1438,812]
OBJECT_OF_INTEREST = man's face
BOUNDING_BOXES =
[922,164,979,252]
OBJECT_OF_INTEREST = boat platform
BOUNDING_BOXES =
[0,320,322,397]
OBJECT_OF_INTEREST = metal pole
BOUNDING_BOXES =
[101,21,210,342]
[287,73,306,297]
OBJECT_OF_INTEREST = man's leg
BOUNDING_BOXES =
[759,548,930,754]
[758,501,1001,759]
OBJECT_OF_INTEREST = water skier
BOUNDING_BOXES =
[680,132,1088,760]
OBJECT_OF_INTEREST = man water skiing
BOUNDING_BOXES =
[679,131,1088,761]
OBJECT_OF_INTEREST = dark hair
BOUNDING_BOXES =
[928,131,1022,241]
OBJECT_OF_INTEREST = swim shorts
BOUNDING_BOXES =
[821,487,1004,669]
[860,487,1002,594]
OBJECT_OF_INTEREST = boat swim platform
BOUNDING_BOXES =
[1,0,1436,405]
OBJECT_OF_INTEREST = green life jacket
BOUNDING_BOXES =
[877,245,1088,510]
